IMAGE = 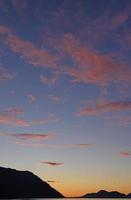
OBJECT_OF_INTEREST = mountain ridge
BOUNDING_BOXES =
[0,166,64,198]
[0,166,130,198]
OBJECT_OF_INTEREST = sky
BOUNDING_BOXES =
[0,0,131,197]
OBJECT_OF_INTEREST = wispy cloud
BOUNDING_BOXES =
[0,66,14,81]
[78,101,131,116]
[26,93,37,103]
[40,73,59,85]
[47,94,61,103]
[60,34,131,86]
[31,112,59,126]
[1,24,130,90]
[6,107,24,114]
[0,25,59,69]
[41,161,64,167]
[0,106,29,127]
[0,131,56,143]
[120,151,131,157]
[13,141,94,149]
[0,107,58,127]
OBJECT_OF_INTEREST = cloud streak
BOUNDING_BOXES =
[11,133,54,140]
[41,161,63,166]
[0,107,58,127]
[120,151,131,157]
[78,101,131,116]
[46,180,59,183]
[13,141,94,149]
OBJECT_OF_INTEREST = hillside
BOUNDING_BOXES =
[0,166,64,198]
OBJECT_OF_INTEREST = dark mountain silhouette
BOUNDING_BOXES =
[0,166,64,198]
[82,190,127,198]
[127,193,131,198]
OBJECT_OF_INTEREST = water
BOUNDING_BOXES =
[12,198,127,200]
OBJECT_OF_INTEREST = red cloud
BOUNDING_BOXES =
[120,151,131,157]
[11,133,53,140]
[41,161,63,166]
[78,101,131,116]
[0,66,14,81]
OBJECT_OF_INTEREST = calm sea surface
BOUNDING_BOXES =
[12,198,129,200]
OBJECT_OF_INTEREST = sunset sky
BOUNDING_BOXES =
[0,0,131,197]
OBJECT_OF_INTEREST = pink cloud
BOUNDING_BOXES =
[78,101,131,116]
[0,108,29,127]
[0,106,30,127]
[0,66,14,81]
[69,144,94,148]
[62,34,131,86]
[0,106,59,127]
[0,25,11,36]
[0,114,29,126]
[11,133,54,140]
[13,141,94,149]
[7,35,59,69]
[26,93,37,103]
[47,94,61,103]
[0,24,130,95]
[43,32,131,89]
[41,161,63,167]
[40,73,59,85]
[0,25,59,68]
[120,151,131,157]
[6,106,24,114]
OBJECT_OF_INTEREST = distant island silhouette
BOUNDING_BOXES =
[0,166,130,198]
[81,190,130,198]
[0,166,63,198]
